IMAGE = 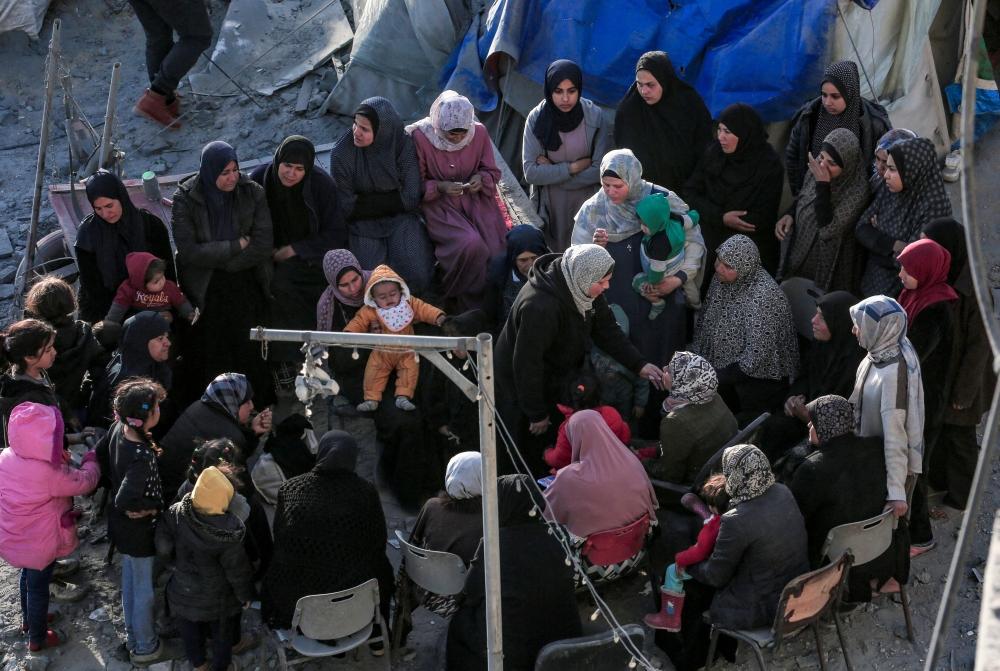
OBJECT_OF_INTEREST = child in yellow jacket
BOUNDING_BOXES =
[344,265,445,411]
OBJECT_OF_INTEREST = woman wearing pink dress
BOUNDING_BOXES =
[408,92,507,310]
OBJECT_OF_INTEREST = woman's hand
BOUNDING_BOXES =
[892,240,907,254]
[126,509,158,519]
[251,408,273,435]
[723,211,754,232]
[536,156,552,165]
[592,228,608,247]
[158,311,174,325]
[651,275,683,297]
[884,500,908,518]
[528,417,551,436]
[633,406,645,419]
[569,158,592,175]
[466,174,484,194]
[272,246,296,263]
[239,236,251,250]
[953,402,969,410]
[775,215,794,241]
[639,364,671,390]
[437,181,465,197]
[784,395,809,423]
[807,152,831,183]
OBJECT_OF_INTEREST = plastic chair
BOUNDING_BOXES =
[258,579,390,671]
[390,530,469,662]
[821,510,914,642]
[705,551,854,671]
[581,514,650,567]
[534,624,644,671]
[780,277,823,340]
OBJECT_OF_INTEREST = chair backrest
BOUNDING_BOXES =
[395,530,469,596]
[690,412,771,489]
[773,551,853,641]
[780,277,823,340]
[290,579,380,641]
[820,510,895,567]
[581,515,650,567]
[534,624,644,671]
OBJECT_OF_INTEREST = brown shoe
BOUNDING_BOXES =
[166,90,181,118]
[134,88,181,130]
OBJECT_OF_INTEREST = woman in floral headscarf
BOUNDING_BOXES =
[408,91,508,310]
[315,249,373,404]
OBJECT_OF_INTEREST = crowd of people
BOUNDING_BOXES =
[0,46,993,671]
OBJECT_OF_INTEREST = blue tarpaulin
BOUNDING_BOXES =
[440,0,839,122]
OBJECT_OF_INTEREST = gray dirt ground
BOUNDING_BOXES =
[1,1,999,670]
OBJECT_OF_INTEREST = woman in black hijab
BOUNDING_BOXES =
[522,59,610,252]
[249,135,348,389]
[613,51,715,193]
[757,291,867,461]
[171,141,275,409]
[446,474,582,671]
[684,102,785,285]
[483,225,550,336]
[260,430,394,654]
[76,170,175,323]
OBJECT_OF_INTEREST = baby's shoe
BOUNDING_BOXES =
[396,396,416,411]
[357,400,379,412]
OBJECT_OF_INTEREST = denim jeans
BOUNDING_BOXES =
[20,561,55,647]
[178,616,234,671]
[127,0,213,93]
[121,554,158,655]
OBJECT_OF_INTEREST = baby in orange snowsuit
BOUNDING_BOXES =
[344,265,445,412]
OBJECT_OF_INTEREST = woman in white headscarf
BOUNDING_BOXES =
[408,91,508,311]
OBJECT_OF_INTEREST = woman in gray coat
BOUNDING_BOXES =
[522,60,610,252]
[171,141,275,408]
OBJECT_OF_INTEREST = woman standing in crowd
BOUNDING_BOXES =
[758,291,867,460]
[693,235,799,423]
[896,239,957,556]
[643,351,738,485]
[250,135,347,389]
[684,102,785,282]
[447,474,582,671]
[409,91,507,310]
[522,59,609,252]
[493,244,668,474]
[544,410,659,584]
[483,226,549,337]
[869,128,917,192]
[614,51,714,193]
[786,60,891,196]
[922,218,996,520]
[776,128,871,294]
[76,170,176,323]
[329,96,434,296]
[855,137,953,297]
[172,141,275,409]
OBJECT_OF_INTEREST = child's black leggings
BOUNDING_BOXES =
[177,615,236,671]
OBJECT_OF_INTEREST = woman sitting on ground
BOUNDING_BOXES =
[447,474,581,671]
[758,291,867,462]
[776,128,871,294]
[692,235,799,423]
[408,90,508,311]
[250,413,317,525]
[522,59,610,252]
[76,170,175,323]
[643,351,737,484]
[483,225,549,338]
[260,430,394,657]
[317,249,373,403]
[789,394,909,602]
[544,409,659,584]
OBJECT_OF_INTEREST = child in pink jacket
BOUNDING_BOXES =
[0,402,99,651]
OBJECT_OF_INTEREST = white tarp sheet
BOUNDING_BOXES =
[0,0,51,38]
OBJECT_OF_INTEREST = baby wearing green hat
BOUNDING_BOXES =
[632,193,699,319]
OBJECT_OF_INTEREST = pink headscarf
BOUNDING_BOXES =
[316,249,373,331]
[543,410,658,538]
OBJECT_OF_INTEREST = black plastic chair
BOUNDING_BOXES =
[534,624,645,671]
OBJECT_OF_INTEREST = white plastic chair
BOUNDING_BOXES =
[259,579,391,671]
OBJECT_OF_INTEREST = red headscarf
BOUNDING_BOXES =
[897,239,958,331]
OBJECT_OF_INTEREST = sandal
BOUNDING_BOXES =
[910,539,937,558]
[931,505,965,521]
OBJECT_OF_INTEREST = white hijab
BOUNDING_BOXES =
[445,452,483,499]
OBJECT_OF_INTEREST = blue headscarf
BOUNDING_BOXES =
[199,141,240,241]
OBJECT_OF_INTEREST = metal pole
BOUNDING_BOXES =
[249,326,474,352]
[97,62,121,173]
[25,19,61,292]
[476,333,503,671]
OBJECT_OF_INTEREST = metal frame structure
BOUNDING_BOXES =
[250,327,504,670]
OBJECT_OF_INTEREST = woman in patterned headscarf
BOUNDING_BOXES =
[777,128,872,293]
[644,352,738,484]
[693,235,799,422]
[786,60,892,197]
[855,137,953,297]
[329,96,434,295]
[407,91,508,311]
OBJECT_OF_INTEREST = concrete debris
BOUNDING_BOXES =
[0,230,12,259]
[918,571,932,584]
[138,136,172,157]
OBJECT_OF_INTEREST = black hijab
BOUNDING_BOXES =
[265,136,315,249]
[687,102,778,213]
[614,51,713,191]
[315,430,359,473]
[263,413,317,479]
[109,311,172,390]
[922,217,967,287]
[487,225,550,288]
[199,141,240,241]
[808,291,866,400]
[355,103,380,139]
[533,60,586,152]
[812,61,863,156]
[497,475,544,527]
[79,170,148,291]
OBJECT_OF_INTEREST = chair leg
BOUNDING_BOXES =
[813,622,828,671]
[276,639,289,671]
[749,643,768,671]
[705,628,720,671]
[899,584,915,643]
[833,611,853,671]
